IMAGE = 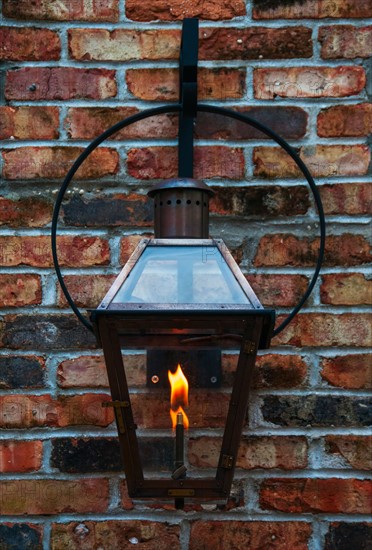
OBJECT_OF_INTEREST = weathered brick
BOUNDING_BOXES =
[317,103,372,137]
[5,68,117,100]
[196,106,308,140]
[325,523,372,550]
[222,353,308,388]
[199,26,312,59]
[253,0,372,20]
[126,0,245,21]
[2,147,118,180]
[69,28,180,61]
[0,274,41,307]
[0,393,113,429]
[127,146,245,180]
[321,355,372,390]
[1,314,97,350]
[254,66,366,99]
[0,356,45,389]
[0,107,59,140]
[66,107,178,140]
[130,392,230,429]
[0,236,110,267]
[0,196,52,227]
[319,25,372,59]
[57,275,115,308]
[2,0,119,22]
[0,479,109,515]
[62,193,153,227]
[260,478,372,514]
[321,273,372,306]
[0,441,43,473]
[320,183,371,215]
[255,234,371,267]
[189,436,308,469]
[190,521,311,550]
[57,354,146,388]
[247,274,308,307]
[325,436,372,471]
[0,26,60,60]
[0,523,43,550]
[253,145,370,178]
[261,395,371,427]
[51,437,173,472]
[126,68,245,101]
[274,313,371,348]
[52,521,180,550]
[211,186,309,217]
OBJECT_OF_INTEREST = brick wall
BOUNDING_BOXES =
[0,1,371,548]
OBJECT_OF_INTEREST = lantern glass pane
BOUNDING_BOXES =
[112,245,250,305]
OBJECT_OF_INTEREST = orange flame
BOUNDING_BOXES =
[168,364,189,429]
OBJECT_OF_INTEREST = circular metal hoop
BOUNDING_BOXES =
[52,103,325,336]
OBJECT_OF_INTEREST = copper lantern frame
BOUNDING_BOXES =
[52,18,325,506]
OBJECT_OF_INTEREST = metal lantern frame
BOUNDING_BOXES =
[52,18,325,505]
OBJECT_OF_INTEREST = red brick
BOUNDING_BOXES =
[0,479,109,515]
[57,275,115,308]
[127,146,245,180]
[130,392,230,429]
[0,394,113,429]
[274,314,371,348]
[254,66,365,99]
[126,68,245,101]
[126,0,245,21]
[0,26,60,61]
[69,28,180,61]
[57,354,146,388]
[253,0,372,19]
[0,196,52,227]
[222,353,308,388]
[318,103,372,137]
[2,0,119,21]
[189,436,308,469]
[190,521,311,550]
[52,520,180,549]
[0,236,110,267]
[247,274,308,307]
[5,67,117,100]
[320,183,372,215]
[0,274,41,307]
[321,355,372,389]
[0,106,59,140]
[2,147,118,180]
[325,436,372,471]
[260,478,372,514]
[199,26,312,59]
[0,441,42,473]
[319,25,372,59]
[254,234,371,267]
[321,273,372,305]
[66,107,177,140]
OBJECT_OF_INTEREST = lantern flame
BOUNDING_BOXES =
[168,364,189,429]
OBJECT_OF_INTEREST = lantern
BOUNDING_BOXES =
[52,18,325,508]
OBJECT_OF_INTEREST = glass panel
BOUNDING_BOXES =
[112,245,250,305]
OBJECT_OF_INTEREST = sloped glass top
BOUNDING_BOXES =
[112,245,251,305]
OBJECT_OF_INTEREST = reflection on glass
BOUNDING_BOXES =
[112,245,249,305]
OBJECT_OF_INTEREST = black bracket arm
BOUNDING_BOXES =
[178,18,199,178]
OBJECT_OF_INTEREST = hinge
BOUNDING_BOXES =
[243,341,256,355]
[221,454,234,470]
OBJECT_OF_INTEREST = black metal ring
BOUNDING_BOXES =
[52,103,325,336]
